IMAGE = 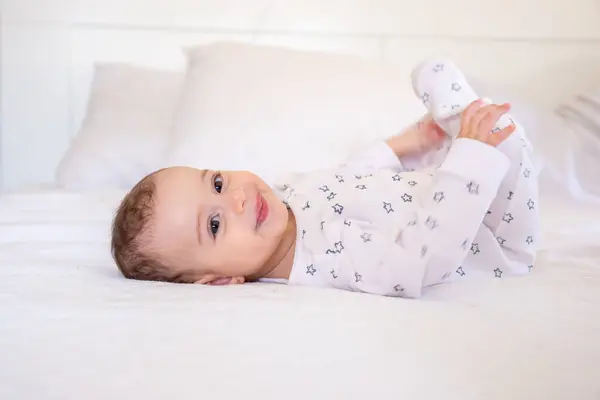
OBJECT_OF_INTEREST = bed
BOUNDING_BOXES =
[2,1,600,399]
[1,189,600,399]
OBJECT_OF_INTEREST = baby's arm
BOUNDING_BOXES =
[342,140,405,174]
[343,115,448,174]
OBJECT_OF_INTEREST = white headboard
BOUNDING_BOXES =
[2,0,600,192]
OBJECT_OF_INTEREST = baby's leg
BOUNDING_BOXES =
[471,122,539,276]
[412,58,539,278]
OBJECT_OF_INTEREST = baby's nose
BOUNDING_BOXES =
[230,188,246,215]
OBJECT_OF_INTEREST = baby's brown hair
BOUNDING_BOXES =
[111,172,180,283]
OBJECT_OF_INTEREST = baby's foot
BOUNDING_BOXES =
[411,58,513,138]
[411,58,479,137]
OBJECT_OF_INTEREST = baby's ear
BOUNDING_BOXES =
[193,275,245,285]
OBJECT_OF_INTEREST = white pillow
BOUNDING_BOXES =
[167,42,427,184]
[56,63,183,190]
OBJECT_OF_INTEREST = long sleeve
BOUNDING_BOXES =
[342,134,453,177]
[342,141,404,173]
[342,138,452,174]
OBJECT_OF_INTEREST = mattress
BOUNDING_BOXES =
[1,189,599,400]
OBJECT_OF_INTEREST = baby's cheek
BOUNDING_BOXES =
[231,232,266,259]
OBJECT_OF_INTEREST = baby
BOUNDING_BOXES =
[111,58,539,298]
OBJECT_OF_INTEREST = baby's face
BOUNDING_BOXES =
[150,167,290,282]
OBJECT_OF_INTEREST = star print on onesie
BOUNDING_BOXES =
[274,135,512,297]
[266,57,539,297]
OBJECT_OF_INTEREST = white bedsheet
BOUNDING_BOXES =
[1,189,599,400]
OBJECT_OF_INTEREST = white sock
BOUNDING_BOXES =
[411,58,513,138]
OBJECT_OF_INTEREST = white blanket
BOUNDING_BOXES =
[1,189,599,399]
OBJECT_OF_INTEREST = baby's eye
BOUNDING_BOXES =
[213,173,223,194]
[210,215,220,237]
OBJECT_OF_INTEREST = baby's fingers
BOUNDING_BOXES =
[460,99,483,132]
[477,103,511,134]
[487,123,516,146]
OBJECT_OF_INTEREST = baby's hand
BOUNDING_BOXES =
[458,100,515,146]
[404,115,446,153]
[386,114,446,159]
[416,115,447,151]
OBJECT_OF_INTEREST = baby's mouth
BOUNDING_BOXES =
[255,193,269,229]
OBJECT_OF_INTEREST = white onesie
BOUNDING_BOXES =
[271,58,539,298]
